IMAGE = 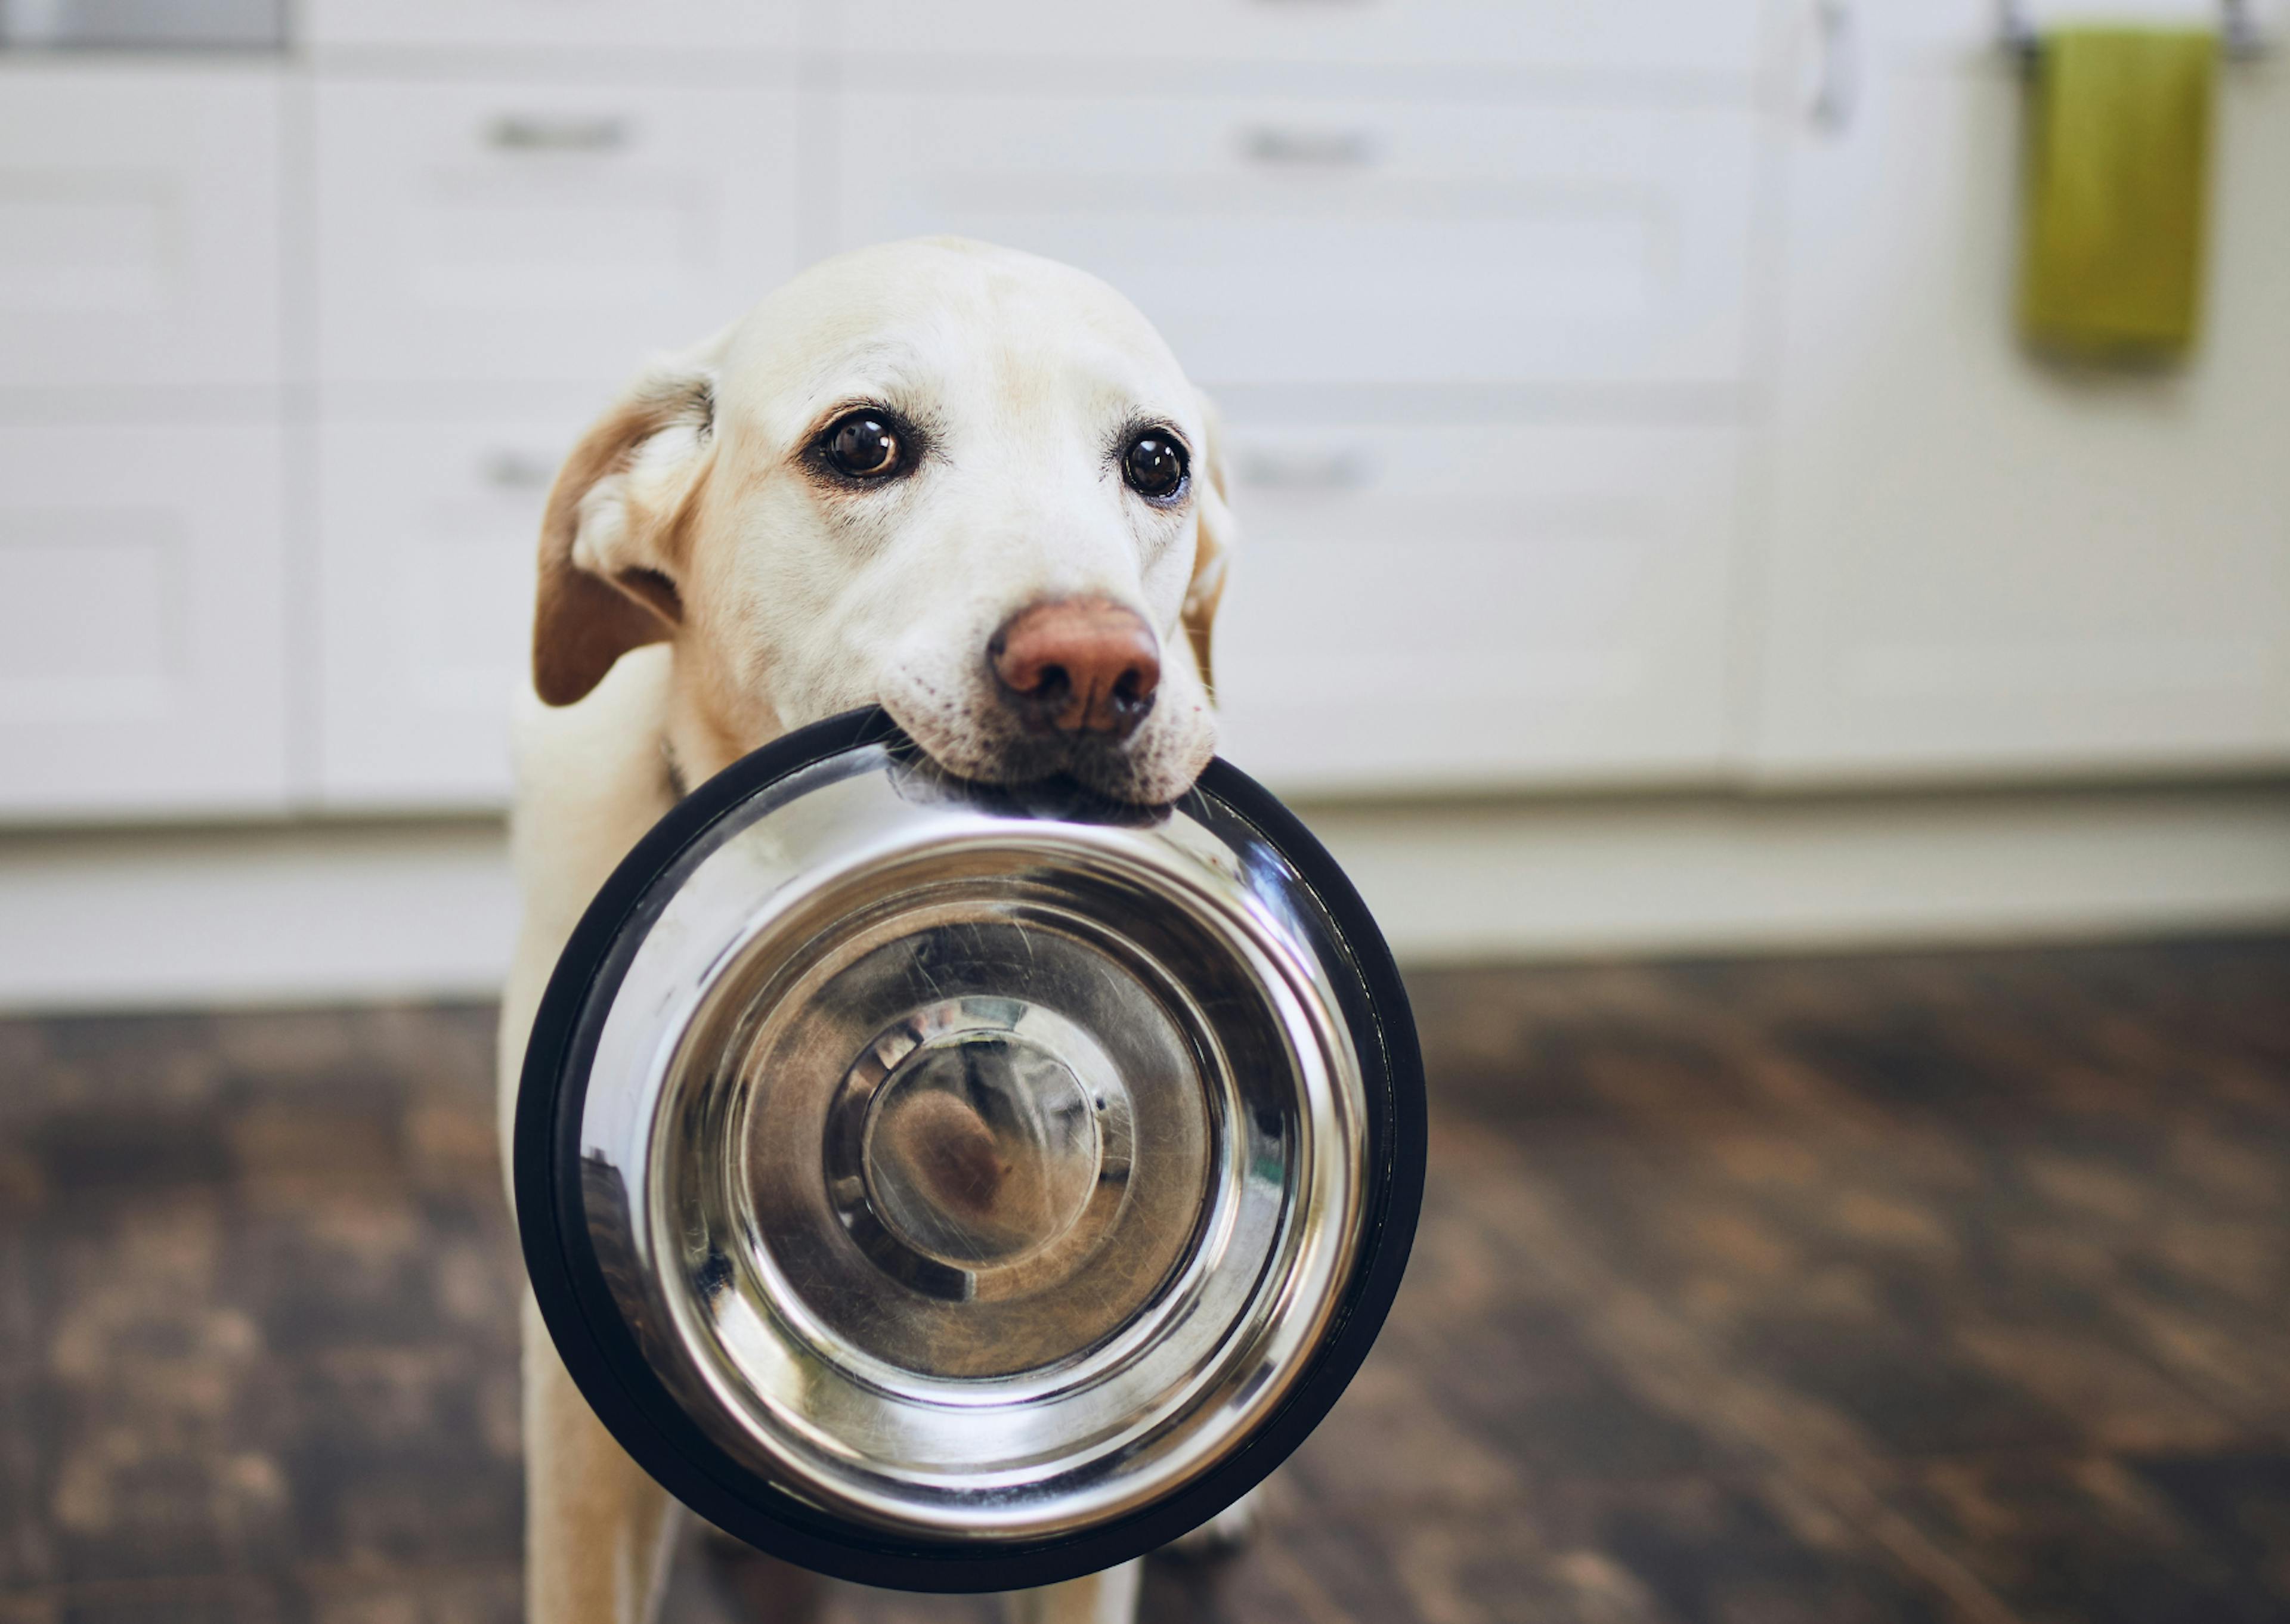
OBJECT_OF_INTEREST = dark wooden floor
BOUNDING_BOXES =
[1,937,2286,1623]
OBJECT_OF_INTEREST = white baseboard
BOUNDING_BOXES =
[3,783,2288,1013]
[1300,783,2290,963]
[0,820,519,1014]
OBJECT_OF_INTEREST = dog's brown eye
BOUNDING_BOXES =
[822,411,902,479]
[1122,433,1189,500]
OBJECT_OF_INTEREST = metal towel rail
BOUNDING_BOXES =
[2001,0,2269,60]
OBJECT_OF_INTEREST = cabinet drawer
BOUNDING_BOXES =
[0,66,283,392]
[0,424,289,819]
[833,92,1757,393]
[821,0,1764,76]
[314,80,800,386]
[317,416,589,808]
[305,0,792,51]
[1211,423,1743,791]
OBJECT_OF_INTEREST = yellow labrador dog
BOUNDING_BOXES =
[496,238,1237,1624]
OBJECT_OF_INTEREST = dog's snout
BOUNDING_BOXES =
[989,599,1161,739]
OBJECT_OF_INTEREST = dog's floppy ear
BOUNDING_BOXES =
[532,343,723,707]
[1184,390,1237,699]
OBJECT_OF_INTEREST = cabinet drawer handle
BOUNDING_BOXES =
[1241,125,1379,168]
[1808,1,1857,133]
[483,450,558,490]
[1236,450,1373,491]
[487,115,630,153]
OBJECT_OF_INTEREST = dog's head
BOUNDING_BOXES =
[531,237,1234,805]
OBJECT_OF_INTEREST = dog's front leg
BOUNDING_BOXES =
[1000,1561,1143,1624]
[524,1295,682,1624]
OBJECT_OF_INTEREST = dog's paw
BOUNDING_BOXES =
[693,1522,826,1621]
[1157,1487,1260,1563]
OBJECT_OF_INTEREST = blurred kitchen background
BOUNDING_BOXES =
[2,0,2287,1001]
[2,2,2288,1622]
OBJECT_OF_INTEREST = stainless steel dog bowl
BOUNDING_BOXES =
[516,708,1422,1591]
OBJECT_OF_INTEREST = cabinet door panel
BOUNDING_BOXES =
[1753,7,2290,779]
[306,0,791,50]
[1212,424,1743,791]
[0,425,288,819]
[819,0,1763,76]
[317,417,589,808]
[833,92,1757,393]
[315,80,800,386]
[0,66,282,390]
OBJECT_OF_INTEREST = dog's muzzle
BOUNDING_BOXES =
[514,708,1423,1592]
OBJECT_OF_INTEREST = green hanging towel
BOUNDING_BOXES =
[2019,27,2218,362]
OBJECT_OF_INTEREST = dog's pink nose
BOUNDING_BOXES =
[990,599,1161,738]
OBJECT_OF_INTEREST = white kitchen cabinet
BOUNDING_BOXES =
[1212,423,1745,792]
[1751,0,2290,780]
[817,0,1765,77]
[313,79,800,387]
[315,416,595,808]
[831,89,1759,394]
[0,424,289,820]
[305,0,791,51]
[0,63,283,392]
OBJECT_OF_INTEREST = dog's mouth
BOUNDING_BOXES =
[877,683,1209,810]
[880,742,1172,827]
[970,727,1145,786]
[937,726,1178,805]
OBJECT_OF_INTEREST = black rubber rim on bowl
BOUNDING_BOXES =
[515,706,1426,1592]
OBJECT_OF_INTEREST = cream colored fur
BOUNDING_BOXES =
[497,240,1238,1624]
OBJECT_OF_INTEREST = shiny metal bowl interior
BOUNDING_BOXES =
[562,739,1373,1548]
